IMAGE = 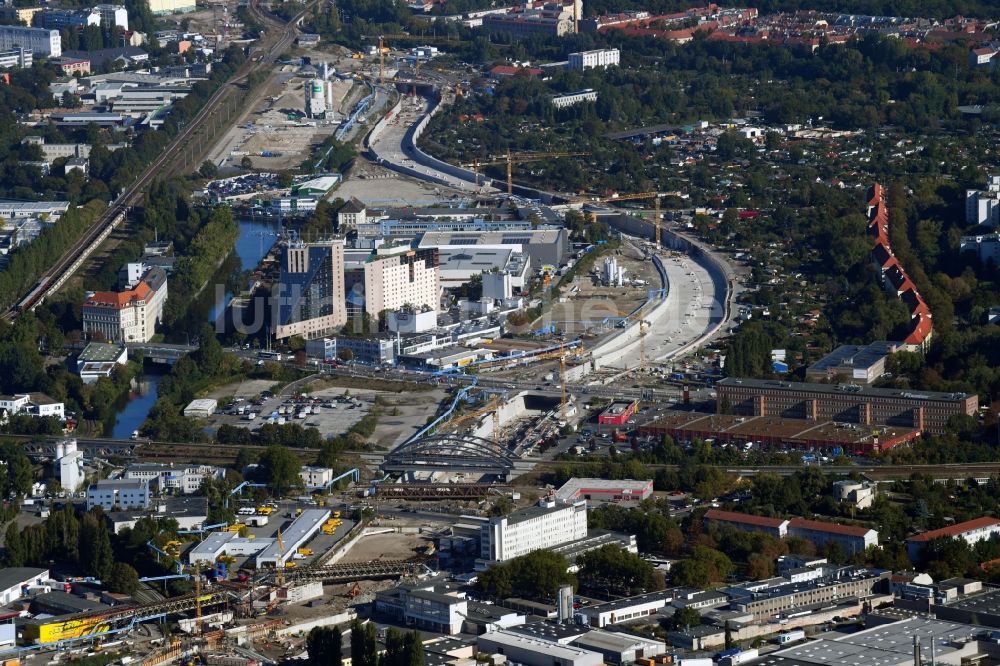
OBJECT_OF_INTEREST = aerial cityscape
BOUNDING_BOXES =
[5,0,1000,665]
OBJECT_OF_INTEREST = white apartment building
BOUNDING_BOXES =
[551,89,598,109]
[966,175,1000,227]
[568,48,620,71]
[349,245,440,318]
[123,463,225,494]
[0,47,31,69]
[82,265,168,343]
[148,0,195,14]
[479,500,588,566]
[94,4,129,29]
[86,479,150,511]
[0,26,61,57]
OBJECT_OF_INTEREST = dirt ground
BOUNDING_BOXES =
[206,378,276,401]
[337,532,433,564]
[334,157,474,207]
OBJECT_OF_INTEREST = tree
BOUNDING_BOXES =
[4,522,24,566]
[577,545,660,597]
[258,445,301,494]
[80,511,114,580]
[307,625,343,666]
[198,161,218,179]
[240,156,253,170]
[670,606,701,630]
[350,620,378,666]
[107,562,139,595]
[478,550,575,600]
[337,348,354,362]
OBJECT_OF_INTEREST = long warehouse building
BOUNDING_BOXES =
[256,509,330,568]
[716,378,977,436]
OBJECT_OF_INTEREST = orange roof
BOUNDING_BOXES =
[907,517,1000,543]
[85,281,152,309]
[705,509,787,529]
[788,517,874,537]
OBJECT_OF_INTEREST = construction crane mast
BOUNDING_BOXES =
[378,35,384,84]
[581,192,663,245]
[463,151,589,195]
[559,342,568,423]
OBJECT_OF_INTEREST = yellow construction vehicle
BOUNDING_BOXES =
[297,547,313,556]
[256,506,274,516]
[351,52,363,59]
[285,561,297,569]
[332,511,341,519]
[224,524,245,533]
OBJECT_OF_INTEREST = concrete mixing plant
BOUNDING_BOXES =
[305,78,327,119]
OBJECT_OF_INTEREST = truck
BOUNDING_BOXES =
[246,516,269,527]
[777,629,805,645]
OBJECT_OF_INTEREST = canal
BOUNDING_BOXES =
[112,217,281,435]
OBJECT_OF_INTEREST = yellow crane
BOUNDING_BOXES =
[559,342,568,423]
[447,395,502,448]
[462,150,590,195]
[581,192,664,246]
[275,528,285,587]
[638,320,649,373]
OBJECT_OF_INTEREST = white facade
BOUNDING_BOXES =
[568,48,620,71]
[304,78,326,118]
[54,441,84,493]
[966,175,1000,227]
[124,463,225,494]
[480,500,588,565]
[907,518,1000,561]
[552,89,598,109]
[387,309,436,333]
[359,246,440,318]
[82,266,167,343]
[94,4,129,29]
[86,479,150,511]
[833,480,876,509]
[0,26,61,57]
[0,47,31,69]
[0,393,65,421]
[478,631,602,666]
[300,466,334,488]
[0,568,49,606]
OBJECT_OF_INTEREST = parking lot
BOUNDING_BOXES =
[205,390,373,438]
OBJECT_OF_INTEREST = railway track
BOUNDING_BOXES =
[3,0,312,320]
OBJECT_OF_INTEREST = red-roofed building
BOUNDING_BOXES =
[83,264,168,343]
[489,65,543,78]
[704,509,788,538]
[788,517,878,555]
[907,517,1000,561]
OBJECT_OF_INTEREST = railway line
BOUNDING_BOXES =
[3,0,313,320]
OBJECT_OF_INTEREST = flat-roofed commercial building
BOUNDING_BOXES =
[479,500,588,566]
[478,631,602,666]
[256,509,329,567]
[554,478,653,505]
[640,412,920,454]
[716,377,977,436]
[805,342,900,385]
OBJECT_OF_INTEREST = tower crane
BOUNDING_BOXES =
[446,395,502,449]
[462,150,589,195]
[580,192,664,246]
